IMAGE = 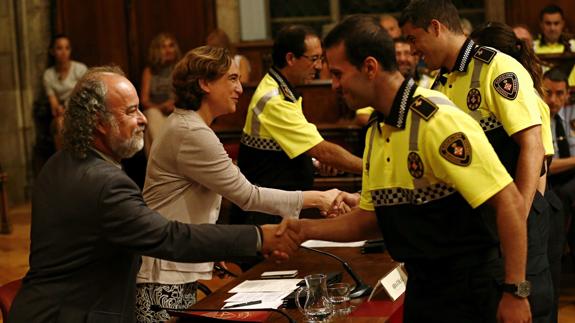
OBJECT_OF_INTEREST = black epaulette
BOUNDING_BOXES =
[473,46,497,64]
[409,96,438,121]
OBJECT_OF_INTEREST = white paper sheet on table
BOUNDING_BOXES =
[301,240,366,248]
[221,300,284,310]
[229,279,302,293]
[225,291,292,303]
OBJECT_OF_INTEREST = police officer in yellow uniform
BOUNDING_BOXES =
[534,5,575,54]
[470,21,565,323]
[234,25,362,225]
[279,15,531,322]
[401,1,552,321]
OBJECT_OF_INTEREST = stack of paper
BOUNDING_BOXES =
[222,279,302,309]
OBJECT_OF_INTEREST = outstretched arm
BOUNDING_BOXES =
[487,183,531,323]
[307,140,363,174]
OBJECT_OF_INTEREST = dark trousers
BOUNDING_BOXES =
[544,189,565,323]
[403,257,503,323]
[527,191,554,323]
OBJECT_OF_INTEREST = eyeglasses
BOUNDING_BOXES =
[300,54,324,64]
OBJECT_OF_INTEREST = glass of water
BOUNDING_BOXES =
[328,282,352,317]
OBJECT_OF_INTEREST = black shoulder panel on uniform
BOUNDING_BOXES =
[409,96,438,121]
[473,46,497,64]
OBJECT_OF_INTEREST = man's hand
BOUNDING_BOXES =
[497,293,531,323]
[313,158,342,177]
[328,191,360,216]
[318,189,346,217]
[261,222,303,262]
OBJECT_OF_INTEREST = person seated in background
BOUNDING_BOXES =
[543,68,575,261]
[233,24,363,226]
[355,36,433,127]
[513,24,535,50]
[43,34,87,150]
[7,65,301,323]
[135,46,344,322]
[140,32,181,156]
[534,4,575,54]
[379,14,401,38]
[206,28,252,83]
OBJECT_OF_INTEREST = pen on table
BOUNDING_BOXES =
[222,300,262,309]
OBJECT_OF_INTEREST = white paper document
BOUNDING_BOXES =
[228,279,302,293]
[301,240,366,248]
[224,291,292,303]
[221,301,284,310]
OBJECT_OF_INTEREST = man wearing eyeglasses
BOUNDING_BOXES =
[234,24,362,226]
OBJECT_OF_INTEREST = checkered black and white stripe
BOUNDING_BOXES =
[371,183,456,206]
[241,133,282,151]
[479,115,503,132]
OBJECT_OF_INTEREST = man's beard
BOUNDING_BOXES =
[108,122,145,159]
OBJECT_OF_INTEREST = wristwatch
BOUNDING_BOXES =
[501,281,531,298]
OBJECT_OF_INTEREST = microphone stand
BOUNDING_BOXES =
[153,305,296,323]
[301,246,372,298]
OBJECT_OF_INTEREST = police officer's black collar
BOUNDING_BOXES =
[385,78,417,129]
[431,38,477,89]
[450,38,477,73]
[269,66,301,103]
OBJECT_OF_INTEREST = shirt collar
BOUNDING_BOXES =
[451,38,477,73]
[269,66,300,103]
[385,78,417,129]
[90,148,122,169]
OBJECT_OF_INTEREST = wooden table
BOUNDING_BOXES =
[170,247,404,322]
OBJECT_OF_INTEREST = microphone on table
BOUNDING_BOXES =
[301,245,372,298]
[150,305,296,323]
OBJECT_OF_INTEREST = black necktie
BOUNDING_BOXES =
[555,114,571,158]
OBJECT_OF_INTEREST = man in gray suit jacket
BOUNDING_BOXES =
[7,66,301,323]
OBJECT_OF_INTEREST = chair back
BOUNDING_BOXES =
[0,279,22,319]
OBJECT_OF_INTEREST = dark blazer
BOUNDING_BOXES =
[8,150,259,323]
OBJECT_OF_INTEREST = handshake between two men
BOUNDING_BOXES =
[259,191,372,262]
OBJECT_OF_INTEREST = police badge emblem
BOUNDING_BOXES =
[407,152,424,178]
[466,88,481,111]
[493,72,519,100]
[439,132,472,166]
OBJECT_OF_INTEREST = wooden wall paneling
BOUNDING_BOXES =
[505,0,575,37]
[130,0,216,87]
[236,40,274,82]
[55,0,130,74]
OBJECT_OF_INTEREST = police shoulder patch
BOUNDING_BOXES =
[407,151,424,178]
[493,72,519,100]
[473,46,497,64]
[439,132,472,166]
[409,96,438,121]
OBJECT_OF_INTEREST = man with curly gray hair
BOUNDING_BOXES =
[8,66,303,323]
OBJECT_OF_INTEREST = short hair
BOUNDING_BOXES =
[324,14,397,72]
[540,5,564,20]
[63,66,125,159]
[147,32,182,73]
[393,35,410,45]
[543,67,569,88]
[272,25,318,68]
[399,0,463,34]
[172,46,231,111]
